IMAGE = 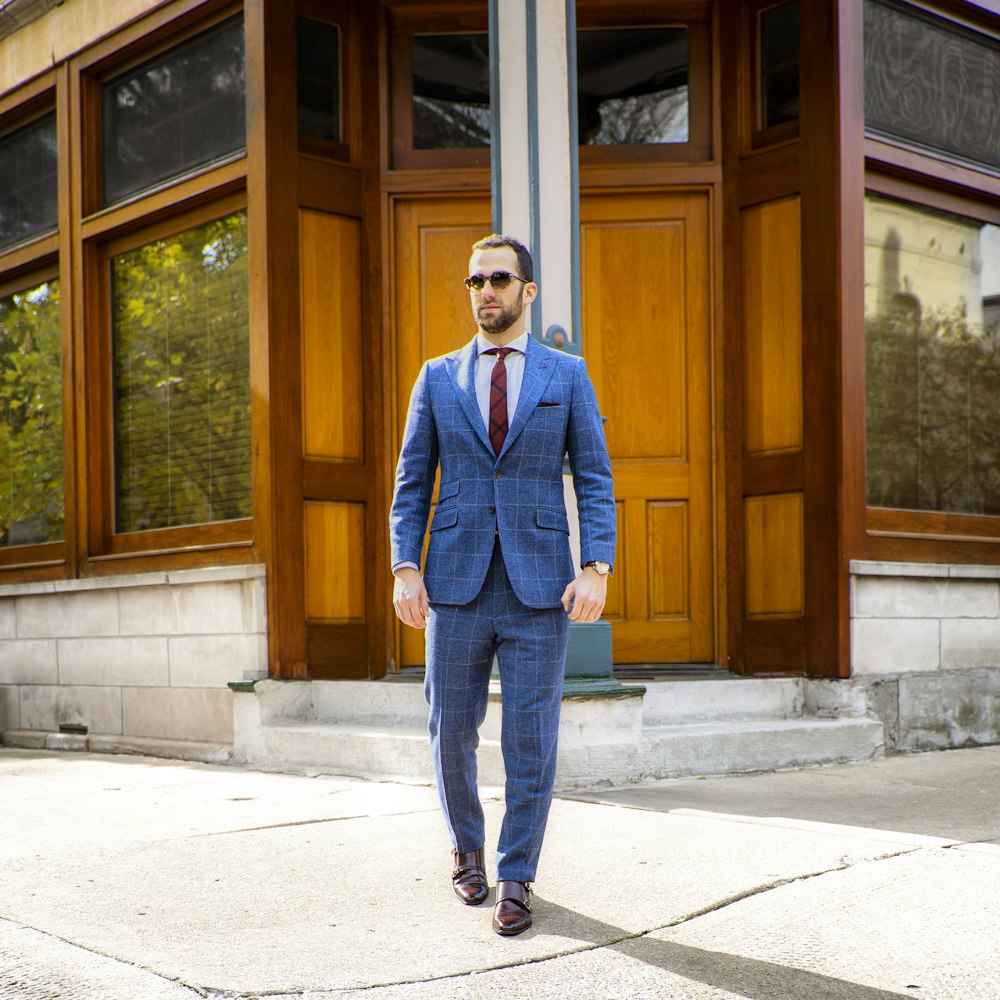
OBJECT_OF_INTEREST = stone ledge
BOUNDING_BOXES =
[0,563,266,600]
[1,729,233,764]
[851,560,1000,581]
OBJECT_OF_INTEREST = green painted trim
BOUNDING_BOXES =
[562,677,645,700]
[227,680,259,693]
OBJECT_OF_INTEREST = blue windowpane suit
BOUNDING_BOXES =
[390,333,615,881]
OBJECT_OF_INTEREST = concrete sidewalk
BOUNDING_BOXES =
[2,746,999,1000]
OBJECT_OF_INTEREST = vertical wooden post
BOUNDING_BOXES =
[245,0,307,679]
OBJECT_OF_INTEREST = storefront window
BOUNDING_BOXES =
[102,16,246,205]
[0,279,63,547]
[865,0,1000,172]
[411,34,490,149]
[865,193,1000,515]
[0,113,58,252]
[111,211,250,532]
[577,27,688,145]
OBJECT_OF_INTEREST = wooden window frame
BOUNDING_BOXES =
[387,4,491,172]
[76,0,246,220]
[743,0,799,153]
[862,171,1000,561]
[82,190,252,564]
[296,0,357,164]
[576,2,713,165]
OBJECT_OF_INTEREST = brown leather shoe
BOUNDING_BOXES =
[452,848,488,905]
[492,880,532,936]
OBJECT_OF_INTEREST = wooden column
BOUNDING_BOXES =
[245,0,307,679]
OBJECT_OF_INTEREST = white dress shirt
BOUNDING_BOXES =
[475,330,529,432]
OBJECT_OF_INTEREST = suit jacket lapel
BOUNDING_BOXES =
[447,338,495,456]
[500,335,556,459]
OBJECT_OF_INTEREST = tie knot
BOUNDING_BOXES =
[483,347,516,360]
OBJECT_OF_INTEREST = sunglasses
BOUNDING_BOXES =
[463,270,528,292]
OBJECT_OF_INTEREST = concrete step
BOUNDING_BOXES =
[238,710,885,791]
[639,717,886,780]
[641,677,806,725]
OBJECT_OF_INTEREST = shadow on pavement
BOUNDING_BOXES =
[534,897,915,1000]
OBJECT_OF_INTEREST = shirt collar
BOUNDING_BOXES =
[476,331,530,356]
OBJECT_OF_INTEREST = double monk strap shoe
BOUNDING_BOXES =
[492,880,532,936]
[451,848,489,905]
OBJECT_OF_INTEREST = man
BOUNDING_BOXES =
[389,234,615,936]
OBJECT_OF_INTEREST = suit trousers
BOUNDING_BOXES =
[424,538,569,883]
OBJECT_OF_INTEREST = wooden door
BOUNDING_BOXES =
[581,191,714,663]
[392,195,492,666]
[390,191,714,667]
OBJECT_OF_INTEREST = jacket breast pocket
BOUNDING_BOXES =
[437,481,460,505]
[430,506,459,532]
[536,507,569,534]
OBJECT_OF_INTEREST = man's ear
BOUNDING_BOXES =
[523,282,539,304]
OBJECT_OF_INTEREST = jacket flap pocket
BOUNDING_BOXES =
[430,506,459,532]
[536,506,569,533]
[437,480,460,503]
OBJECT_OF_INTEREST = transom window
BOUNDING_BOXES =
[411,33,490,150]
[577,27,689,146]
[864,0,1000,173]
[0,113,57,252]
[102,15,246,206]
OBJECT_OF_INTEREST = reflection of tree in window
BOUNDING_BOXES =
[0,280,63,547]
[865,194,1000,515]
[577,27,689,145]
[112,211,250,533]
[412,34,490,149]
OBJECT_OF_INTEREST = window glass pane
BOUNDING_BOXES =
[864,0,1000,172]
[103,16,246,206]
[112,211,250,532]
[297,17,340,140]
[865,193,1000,515]
[759,3,799,129]
[578,27,688,145]
[412,34,490,149]
[0,114,58,252]
[0,279,63,547]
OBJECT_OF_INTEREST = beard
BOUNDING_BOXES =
[477,294,524,335]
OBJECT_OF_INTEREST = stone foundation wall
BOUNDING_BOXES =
[0,565,267,748]
[849,560,1000,750]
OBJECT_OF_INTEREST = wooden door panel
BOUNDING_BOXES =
[581,191,714,664]
[392,196,492,667]
[299,207,371,678]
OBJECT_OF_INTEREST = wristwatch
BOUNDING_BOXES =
[584,560,612,576]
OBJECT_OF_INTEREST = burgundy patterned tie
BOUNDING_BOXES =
[483,347,515,455]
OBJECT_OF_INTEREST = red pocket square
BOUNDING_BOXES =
[537,401,560,407]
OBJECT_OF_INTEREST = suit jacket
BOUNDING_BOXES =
[390,334,616,609]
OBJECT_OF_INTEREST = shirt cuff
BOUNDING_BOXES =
[392,561,420,575]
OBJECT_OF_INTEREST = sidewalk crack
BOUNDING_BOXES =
[0,914,209,998]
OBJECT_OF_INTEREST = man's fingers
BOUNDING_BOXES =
[560,582,574,612]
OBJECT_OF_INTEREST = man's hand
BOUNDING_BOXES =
[560,567,608,623]
[393,567,430,629]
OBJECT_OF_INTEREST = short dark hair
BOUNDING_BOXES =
[470,233,534,283]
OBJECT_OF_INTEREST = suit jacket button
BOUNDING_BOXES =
[488,505,496,514]
[494,470,502,478]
